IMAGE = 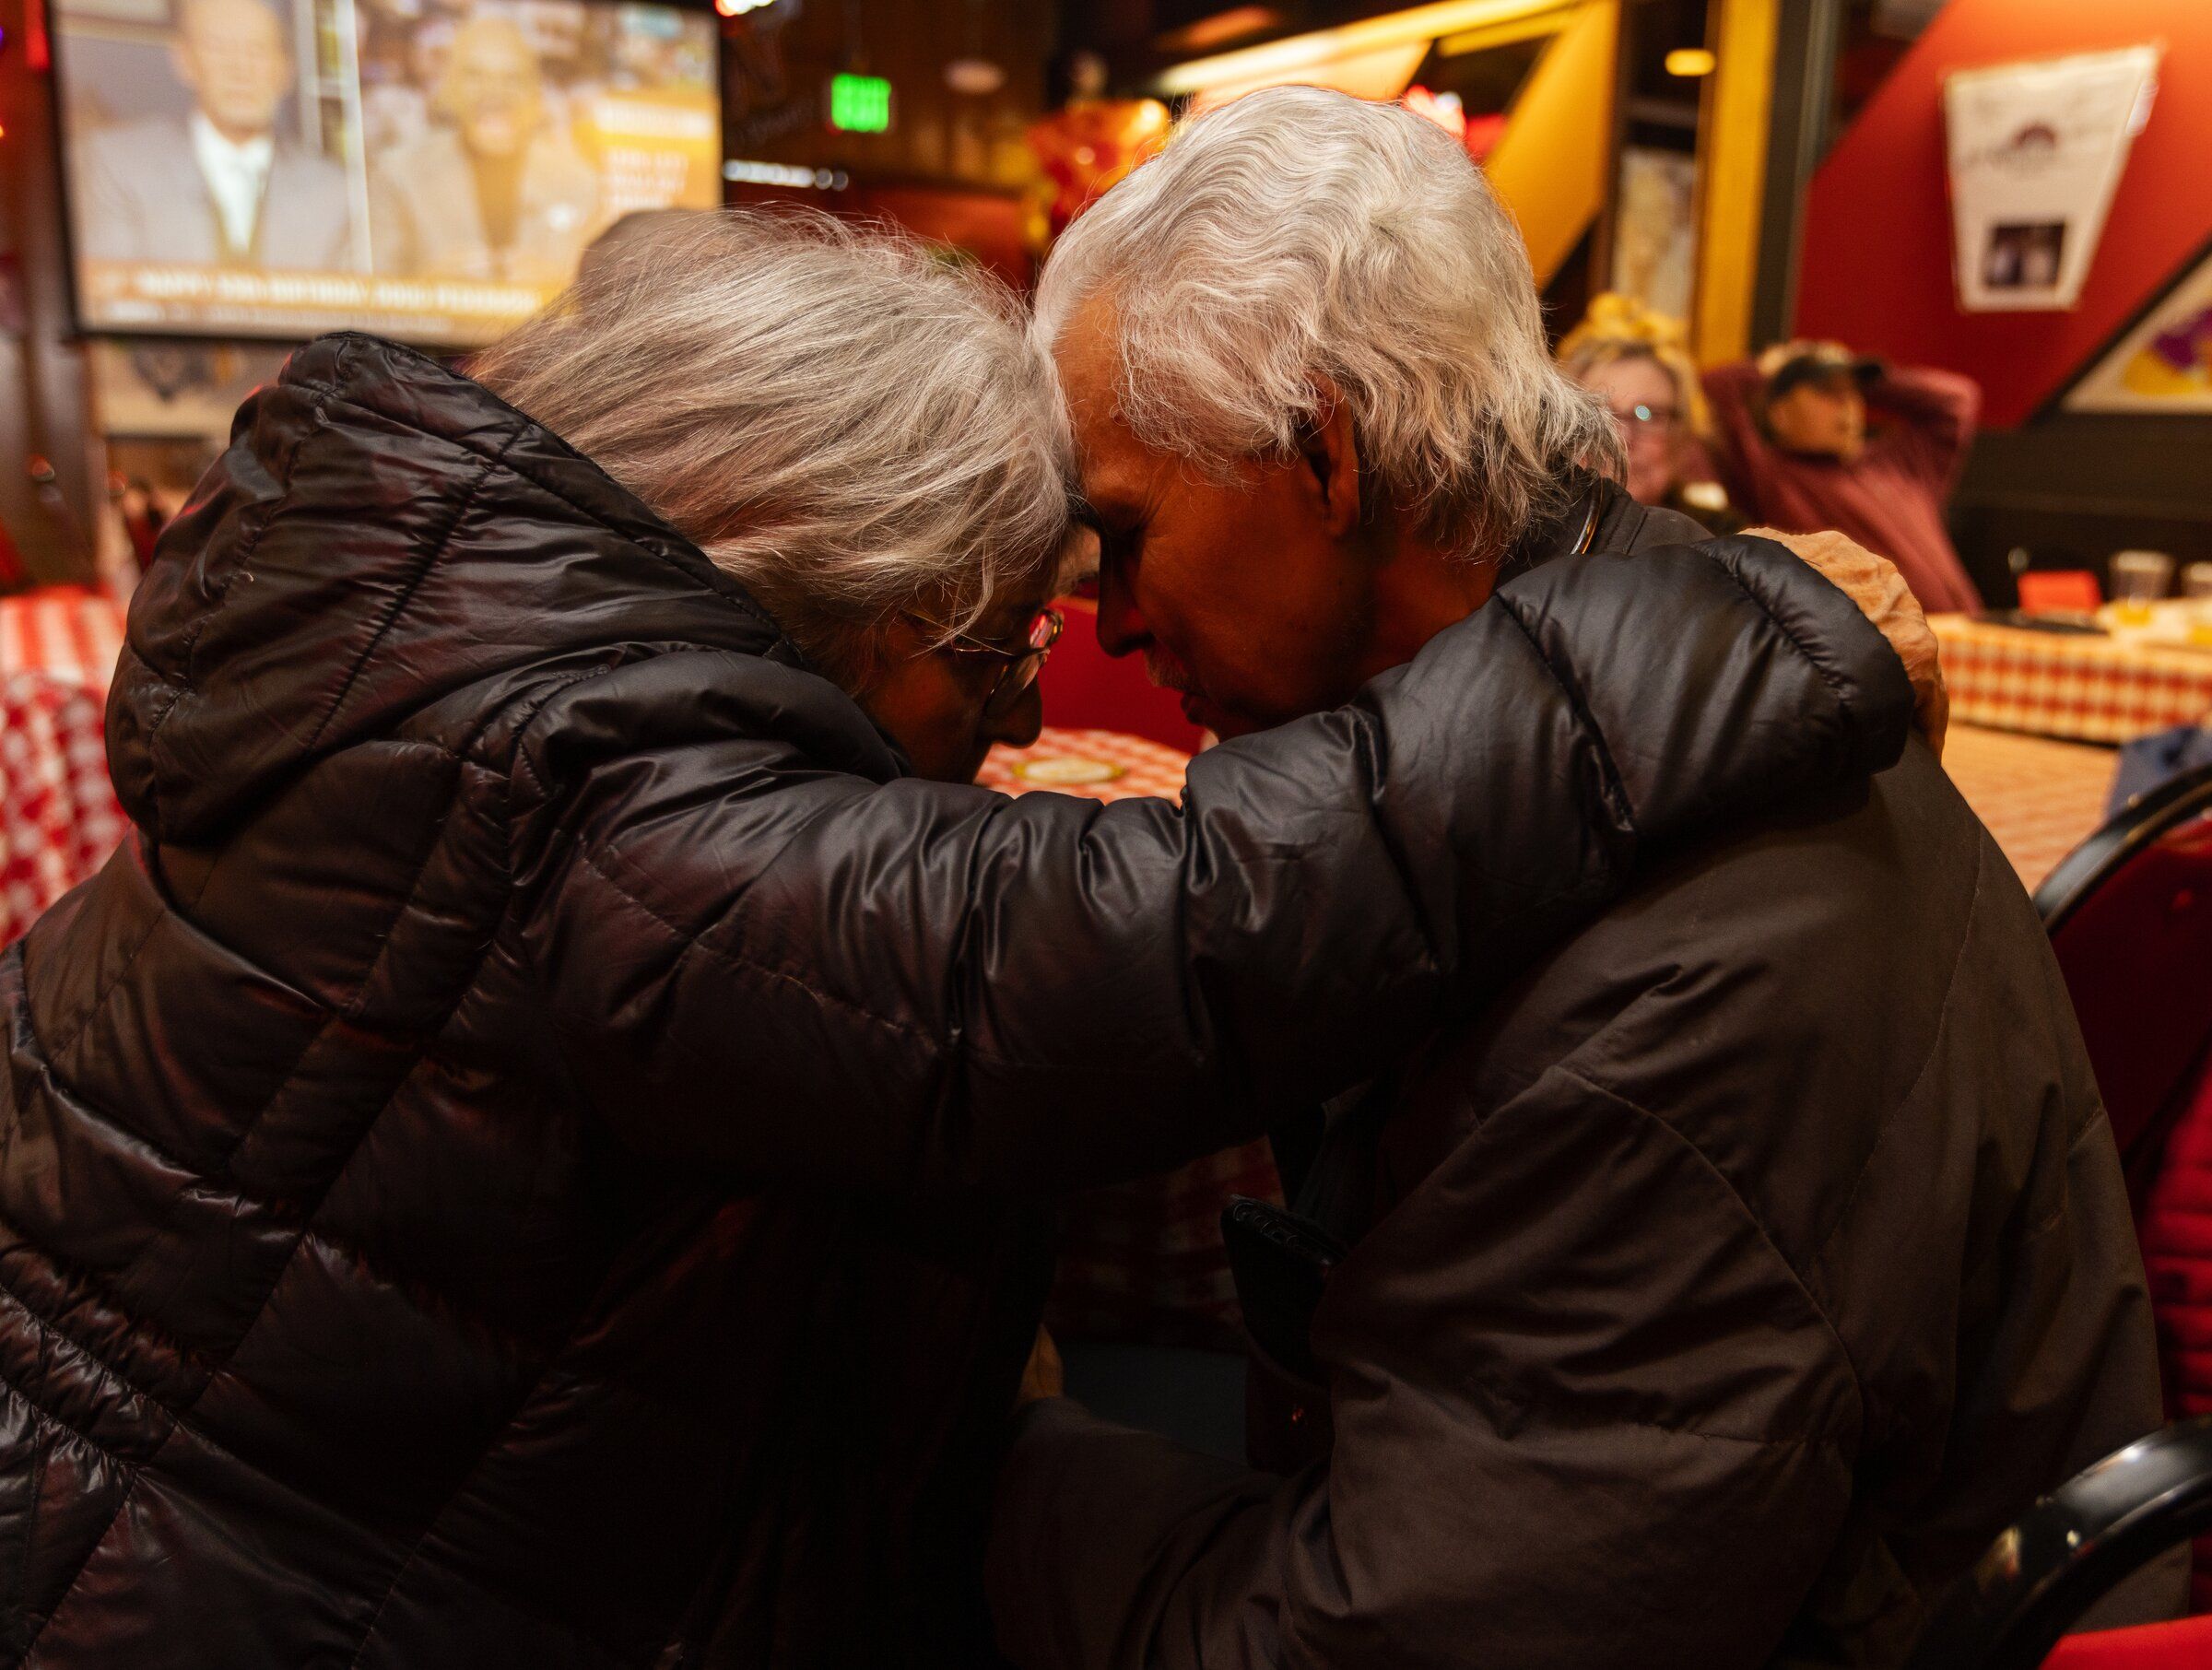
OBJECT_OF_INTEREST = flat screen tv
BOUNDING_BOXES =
[54,0,722,346]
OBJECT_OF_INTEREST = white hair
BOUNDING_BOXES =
[1033,86,1622,559]
[473,209,1073,682]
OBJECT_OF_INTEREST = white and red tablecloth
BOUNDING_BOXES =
[1933,614,2212,745]
[0,590,131,947]
[0,673,128,948]
[0,586,127,694]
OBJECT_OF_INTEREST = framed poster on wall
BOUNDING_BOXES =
[1943,45,2159,313]
[2064,241,2212,414]
[1610,147,1698,323]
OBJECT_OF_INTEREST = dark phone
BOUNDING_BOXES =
[1978,609,2108,636]
[1221,1195,1347,1387]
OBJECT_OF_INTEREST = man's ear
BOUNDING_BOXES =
[1297,377,1362,539]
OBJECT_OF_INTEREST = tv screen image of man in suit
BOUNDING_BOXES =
[73,0,357,272]
[54,0,719,343]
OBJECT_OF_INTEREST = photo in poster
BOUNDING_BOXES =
[1941,45,2159,313]
[2065,241,2212,414]
[1609,147,1697,324]
[53,0,721,345]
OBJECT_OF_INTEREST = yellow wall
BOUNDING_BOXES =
[1481,1,1619,287]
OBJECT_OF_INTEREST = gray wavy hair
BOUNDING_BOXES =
[1033,86,1622,559]
[473,209,1073,682]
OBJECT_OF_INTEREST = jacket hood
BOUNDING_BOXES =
[107,334,832,841]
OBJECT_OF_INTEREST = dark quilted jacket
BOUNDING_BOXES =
[0,335,1910,1667]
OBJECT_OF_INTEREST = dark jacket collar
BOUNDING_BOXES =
[1494,474,1606,588]
[1495,473,1720,586]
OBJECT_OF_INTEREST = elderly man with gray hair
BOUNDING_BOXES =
[987,87,2164,1669]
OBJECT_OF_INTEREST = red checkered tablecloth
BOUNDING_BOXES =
[1933,614,2212,745]
[982,728,1282,1350]
[0,673,129,948]
[976,725,1196,801]
[0,586,128,694]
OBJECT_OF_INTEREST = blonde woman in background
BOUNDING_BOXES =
[1558,292,1742,534]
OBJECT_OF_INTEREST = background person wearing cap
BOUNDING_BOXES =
[1705,341,1984,614]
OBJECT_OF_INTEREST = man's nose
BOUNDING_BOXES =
[1093,559,1147,659]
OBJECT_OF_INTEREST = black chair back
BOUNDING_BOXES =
[1907,1418,2212,1670]
[2033,764,2212,1164]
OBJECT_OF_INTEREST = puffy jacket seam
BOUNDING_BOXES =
[178,765,489,1207]
[142,383,332,841]
[305,439,512,755]
[1333,706,1453,994]
[0,977,327,1397]
[1708,538,1853,718]
[569,844,929,1048]
[570,839,1221,1079]
[285,370,784,643]
[0,1310,534,1572]
[1488,593,1634,839]
[1806,835,1986,1286]
[0,1346,621,1666]
[176,923,515,1432]
[35,893,169,1067]
[0,1133,559,1381]
[1556,1063,1868,1453]
[0,1200,219,1390]
[498,664,624,816]
[0,1174,558,1429]
[289,1221,559,1357]
[20,1418,46,1637]
[342,1360,627,1670]
[335,769,470,1028]
[15,1456,149,1663]
[0,1289,177,1460]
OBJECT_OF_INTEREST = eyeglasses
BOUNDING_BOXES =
[1610,402,1679,430]
[908,606,1065,717]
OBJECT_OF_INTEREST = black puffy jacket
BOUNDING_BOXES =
[0,335,1909,1667]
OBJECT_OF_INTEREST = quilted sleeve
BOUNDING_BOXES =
[512,537,1911,1196]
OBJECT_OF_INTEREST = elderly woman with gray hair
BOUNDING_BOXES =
[0,207,1922,1667]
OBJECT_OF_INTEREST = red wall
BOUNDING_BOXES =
[1795,0,2212,429]
[1037,599,1208,754]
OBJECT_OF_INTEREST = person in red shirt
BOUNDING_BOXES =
[1705,342,1984,613]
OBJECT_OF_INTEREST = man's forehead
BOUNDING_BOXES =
[1051,300,1145,500]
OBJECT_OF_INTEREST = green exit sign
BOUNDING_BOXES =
[829,73,892,133]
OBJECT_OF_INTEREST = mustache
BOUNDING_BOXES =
[1144,649,1194,694]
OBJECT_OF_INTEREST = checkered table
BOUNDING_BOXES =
[0,673,128,949]
[1933,614,2212,745]
[1940,723,2118,893]
[985,721,2124,1348]
[0,586,128,695]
